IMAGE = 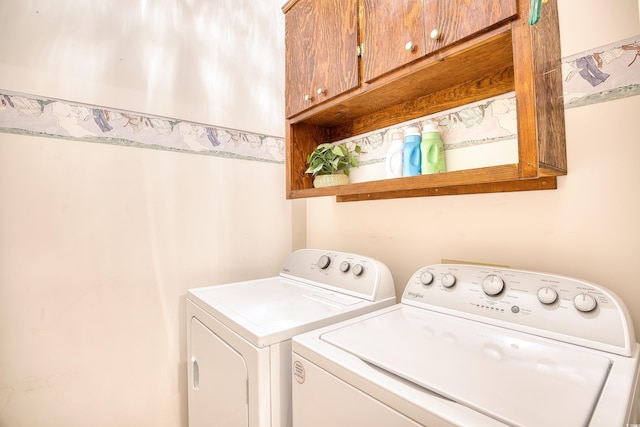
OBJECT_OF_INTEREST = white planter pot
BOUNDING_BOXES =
[313,174,349,188]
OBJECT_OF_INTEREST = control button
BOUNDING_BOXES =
[441,273,456,288]
[317,255,331,269]
[481,274,505,296]
[352,264,364,276]
[511,306,520,314]
[339,261,350,273]
[537,287,558,305]
[573,293,597,312]
[419,271,434,285]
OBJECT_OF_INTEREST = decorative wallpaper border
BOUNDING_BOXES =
[0,35,638,164]
[0,92,285,163]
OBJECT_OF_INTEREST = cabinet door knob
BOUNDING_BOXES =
[304,94,312,102]
[317,87,326,96]
[430,29,441,40]
[404,41,416,52]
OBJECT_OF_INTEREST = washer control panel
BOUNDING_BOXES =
[279,249,395,302]
[402,264,634,356]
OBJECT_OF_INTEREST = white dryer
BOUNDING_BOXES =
[292,263,640,427]
[186,249,396,427]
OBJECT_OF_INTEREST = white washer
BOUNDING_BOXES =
[292,264,640,427]
[186,249,396,427]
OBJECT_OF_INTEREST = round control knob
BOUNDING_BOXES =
[419,271,434,285]
[481,274,505,296]
[404,41,416,52]
[441,273,456,288]
[573,293,597,312]
[317,255,331,269]
[339,261,350,273]
[352,264,364,276]
[317,87,326,96]
[430,28,441,40]
[537,287,558,305]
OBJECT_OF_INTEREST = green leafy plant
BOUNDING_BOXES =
[305,143,363,177]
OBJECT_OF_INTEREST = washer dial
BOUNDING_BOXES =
[339,261,350,272]
[420,271,434,285]
[441,273,456,288]
[573,293,597,312]
[481,274,505,296]
[537,287,558,305]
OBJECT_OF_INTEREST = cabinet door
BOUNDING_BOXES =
[362,0,424,83]
[285,0,359,118]
[424,0,517,53]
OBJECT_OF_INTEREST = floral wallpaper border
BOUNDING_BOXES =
[0,92,285,163]
[0,35,638,165]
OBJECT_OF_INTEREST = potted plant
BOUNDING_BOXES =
[305,143,363,188]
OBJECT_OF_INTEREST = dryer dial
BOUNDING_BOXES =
[317,255,331,269]
[339,261,350,272]
[352,264,364,276]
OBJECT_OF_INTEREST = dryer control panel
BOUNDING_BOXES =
[280,249,395,302]
[402,264,635,356]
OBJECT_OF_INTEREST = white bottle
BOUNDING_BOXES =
[385,132,404,178]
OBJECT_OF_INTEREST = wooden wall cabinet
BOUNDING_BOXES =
[362,0,518,83]
[284,0,359,118]
[282,0,567,202]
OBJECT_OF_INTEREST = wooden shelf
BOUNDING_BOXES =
[284,0,566,202]
[337,177,558,202]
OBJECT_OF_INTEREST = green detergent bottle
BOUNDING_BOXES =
[421,123,446,174]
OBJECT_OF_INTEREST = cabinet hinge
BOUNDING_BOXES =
[357,44,364,57]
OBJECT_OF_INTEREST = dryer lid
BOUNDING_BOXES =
[188,277,375,347]
[320,306,612,427]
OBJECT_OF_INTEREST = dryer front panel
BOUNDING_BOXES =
[189,317,248,427]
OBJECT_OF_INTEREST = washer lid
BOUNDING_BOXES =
[188,277,377,347]
[320,306,612,427]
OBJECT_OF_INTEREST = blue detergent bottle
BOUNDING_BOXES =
[402,127,421,176]
[421,123,446,174]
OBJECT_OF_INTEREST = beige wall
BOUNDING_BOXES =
[0,1,298,426]
[307,0,640,336]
